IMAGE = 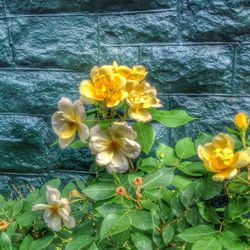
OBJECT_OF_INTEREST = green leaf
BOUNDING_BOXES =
[180,182,196,207]
[88,242,99,250]
[69,140,88,149]
[16,211,37,227]
[29,235,55,250]
[40,178,61,194]
[156,144,179,166]
[142,168,174,189]
[177,161,207,176]
[150,109,195,128]
[194,133,213,149]
[197,202,220,224]
[130,210,153,231]
[65,235,93,250]
[218,231,247,250]
[96,203,129,217]
[0,232,12,250]
[20,235,33,250]
[178,225,216,243]
[6,222,17,238]
[175,137,196,159]
[133,122,155,155]
[137,157,159,173]
[99,119,117,129]
[171,175,192,191]
[192,236,222,250]
[227,197,249,220]
[100,212,132,240]
[162,224,174,245]
[186,207,200,226]
[83,182,116,201]
[12,200,23,217]
[62,182,76,197]
[0,195,5,210]
[170,195,185,217]
[131,232,153,250]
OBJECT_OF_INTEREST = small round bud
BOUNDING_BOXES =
[159,152,165,159]
[69,189,79,198]
[134,177,143,187]
[116,186,126,196]
[234,112,248,131]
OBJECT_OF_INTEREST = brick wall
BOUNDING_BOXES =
[0,0,249,197]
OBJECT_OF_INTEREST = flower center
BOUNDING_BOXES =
[214,147,234,166]
[110,140,120,150]
[50,204,60,214]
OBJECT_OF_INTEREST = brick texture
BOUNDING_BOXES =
[0,0,249,196]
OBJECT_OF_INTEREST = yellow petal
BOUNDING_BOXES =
[212,168,238,181]
[212,133,234,151]
[106,151,129,173]
[59,135,75,148]
[234,112,248,130]
[131,65,147,81]
[58,123,76,139]
[96,149,114,166]
[128,107,152,122]
[79,80,99,100]
[232,148,250,168]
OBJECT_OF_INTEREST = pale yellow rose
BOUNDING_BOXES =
[79,64,127,107]
[126,81,162,122]
[52,98,89,148]
[32,186,75,231]
[234,112,249,131]
[0,220,9,231]
[89,122,141,173]
[198,133,250,181]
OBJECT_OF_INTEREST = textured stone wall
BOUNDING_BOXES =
[0,0,249,197]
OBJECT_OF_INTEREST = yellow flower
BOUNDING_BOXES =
[52,98,89,148]
[89,122,141,173]
[234,112,249,131]
[32,186,75,231]
[126,81,162,122]
[198,133,250,181]
[0,220,9,231]
[79,64,127,107]
[113,61,147,82]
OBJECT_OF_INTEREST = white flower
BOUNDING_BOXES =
[89,122,141,173]
[32,186,75,231]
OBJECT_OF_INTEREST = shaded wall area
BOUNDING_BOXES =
[0,0,249,196]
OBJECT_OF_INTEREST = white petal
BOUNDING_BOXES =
[59,208,70,221]
[32,204,49,211]
[58,98,74,116]
[73,100,86,121]
[77,123,89,142]
[110,122,137,140]
[90,125,110,140]
[63,216,75,229]
[96,150,114,166]
[106,151,129,173]
[43,209,53,223]
[89,136,110,154]
[46,186,61,204]
[59,135,75,149]
[119,138,141,159]
[48,215,62,232]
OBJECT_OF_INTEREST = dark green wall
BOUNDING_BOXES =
[0,0,249,197]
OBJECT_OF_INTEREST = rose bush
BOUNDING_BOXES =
[0,62,249,250]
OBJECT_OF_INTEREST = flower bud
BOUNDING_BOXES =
[134,177,143,187]
[159,152,165,159]
[135,189,142,199]
[234,112,248,131]
[70,189,79,198]
[0,220,9,231]
[116,186,126,196]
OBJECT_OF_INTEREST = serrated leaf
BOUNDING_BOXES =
[20,235,33,250]
[0,232,12,250]
[133,122,155,155]
[137,157,159,173]
[175,137,196,159]
[150,109,195,128]
[177,161,207,176]
[178,225,216,243]
[197,202,220,224]
[83,183,116,201]
[171,175,192,191]
[130,210,153,231]
[156,144,179,166]
[65,235,93,250]
[29,235,55,250]
[163,224,174,245]
[142,168,174,189]
[100,212,132,240]
[180,182,196,207]
[192,236,222,250]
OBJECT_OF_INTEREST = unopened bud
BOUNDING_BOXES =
[134,177,143,187]
[69,189,79,198]
[116,186,126,196]
[159,152,165,159]
[234,112,248,131]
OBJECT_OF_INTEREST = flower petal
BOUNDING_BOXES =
[63,216,75,229]
[106,151,129,173]
[212,168,238,181]
[58,98,74,116]
[128,107,152,122]
[59,135,75,149]
[58,123,76,139]
[46,186,61,204]
[95,150,114,166]
[32,204,49,211]
[89,136,110,154]
[119,138,141,159]
[73,99,86,121]
[212,133,234,151]
[48,214,62,232]
[233,148,250,168]
[110,122,137,140]
[79,80,97,100]
[77,123,89,142]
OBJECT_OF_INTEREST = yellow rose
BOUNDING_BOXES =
[234,112,249,131]
[52,98,89,148]
[79,64,127,107]
[198,133,250,181]
[89,122,141,173]
[126,81,162,122]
